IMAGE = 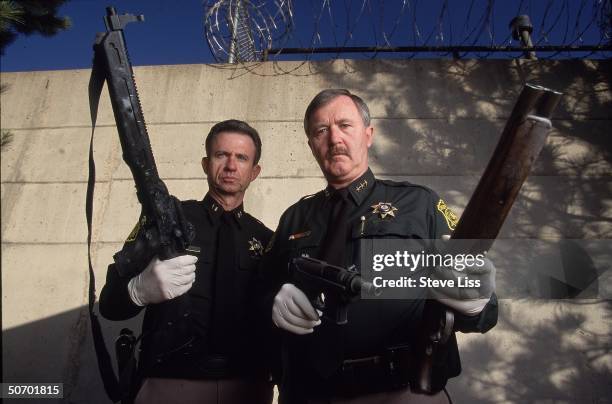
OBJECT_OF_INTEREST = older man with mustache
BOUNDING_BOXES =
[262,89,497,404]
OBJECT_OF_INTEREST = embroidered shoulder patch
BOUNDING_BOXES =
[436,199,458,231]
[126,216,146,242]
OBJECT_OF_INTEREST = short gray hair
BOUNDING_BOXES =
[303,89,371,135]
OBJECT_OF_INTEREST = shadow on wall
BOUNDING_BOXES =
[310,59,611,240]
[448,300,612,403]
[2,306,142,404]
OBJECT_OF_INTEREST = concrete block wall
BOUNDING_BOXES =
[1,59,610,403]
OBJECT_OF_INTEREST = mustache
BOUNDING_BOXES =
[327,146,349,158]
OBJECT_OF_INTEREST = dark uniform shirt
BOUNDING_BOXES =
[100,194,273,380]
[261,168,498,401]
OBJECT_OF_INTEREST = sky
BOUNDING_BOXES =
[0,0,609,72]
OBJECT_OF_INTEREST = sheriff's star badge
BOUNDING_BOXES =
[371,202,398,219]
[248,237,264,256]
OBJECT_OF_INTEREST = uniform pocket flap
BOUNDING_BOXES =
[353,220,427,239]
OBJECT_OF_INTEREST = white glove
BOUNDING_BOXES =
[272,283,321,335]
[429,235,496,315]
[128,255,197,306]
[430,296,490,316]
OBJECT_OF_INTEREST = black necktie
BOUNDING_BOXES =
[311,188,350,378]
[320,189,350,265]
[210,212,237,354]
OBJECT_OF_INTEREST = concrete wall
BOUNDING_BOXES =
[1,59,610,403]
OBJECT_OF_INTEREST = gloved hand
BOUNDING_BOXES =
[428,235,496,315]
[272,283,321,335]
[128,255,197,306]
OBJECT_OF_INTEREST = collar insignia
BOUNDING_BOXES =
[248,237,264,256]
[371,202,398,219]
[356,180,368,192]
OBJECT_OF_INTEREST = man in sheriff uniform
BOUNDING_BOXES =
[100,120,273,404]
[262,89,497,403]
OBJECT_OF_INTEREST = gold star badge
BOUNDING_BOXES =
[371,202,398,219]
[248,237,264,256]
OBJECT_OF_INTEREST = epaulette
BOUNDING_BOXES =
[284,190,325,215]
[251,215,265,226]
[378,179,436,194]
[299,192,320,201]
[179,199,200,208]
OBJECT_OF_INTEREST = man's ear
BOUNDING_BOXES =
[366,126,374,148]
[250,164,261,181]
[202,157,209,175]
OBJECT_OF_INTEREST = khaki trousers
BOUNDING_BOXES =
[134,377,273,404]
[304,387,450,404]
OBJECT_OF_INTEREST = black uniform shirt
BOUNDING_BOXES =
[100,193,273,379]
[261,168,498,395]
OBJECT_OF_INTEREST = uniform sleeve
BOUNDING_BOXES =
[99,263,143,321]
[255,214,293,381]
[98,216,147,321]
[428,190,498,333]
[259,208,293,290]
[452,293,498,333]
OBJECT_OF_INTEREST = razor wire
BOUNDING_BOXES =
[203,0,611,73]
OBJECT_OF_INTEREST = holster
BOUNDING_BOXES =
[115,328,140,404]
[333,345,412,397]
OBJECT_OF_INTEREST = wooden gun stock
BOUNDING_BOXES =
[449,83,563,253]
[414,83,562,394]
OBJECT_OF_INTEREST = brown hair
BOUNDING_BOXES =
[205,119,262,164]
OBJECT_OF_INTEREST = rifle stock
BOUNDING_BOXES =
[414,83,562,394]
[449,83,563,253]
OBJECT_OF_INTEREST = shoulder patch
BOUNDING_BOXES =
[126,216,146,242]
[436,199,458,231]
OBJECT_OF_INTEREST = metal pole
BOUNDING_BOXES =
[228,0,241,63]
[510,15,537,60]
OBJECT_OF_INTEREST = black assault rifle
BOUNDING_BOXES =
[94,7,197,273]
[88,7,198,402]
